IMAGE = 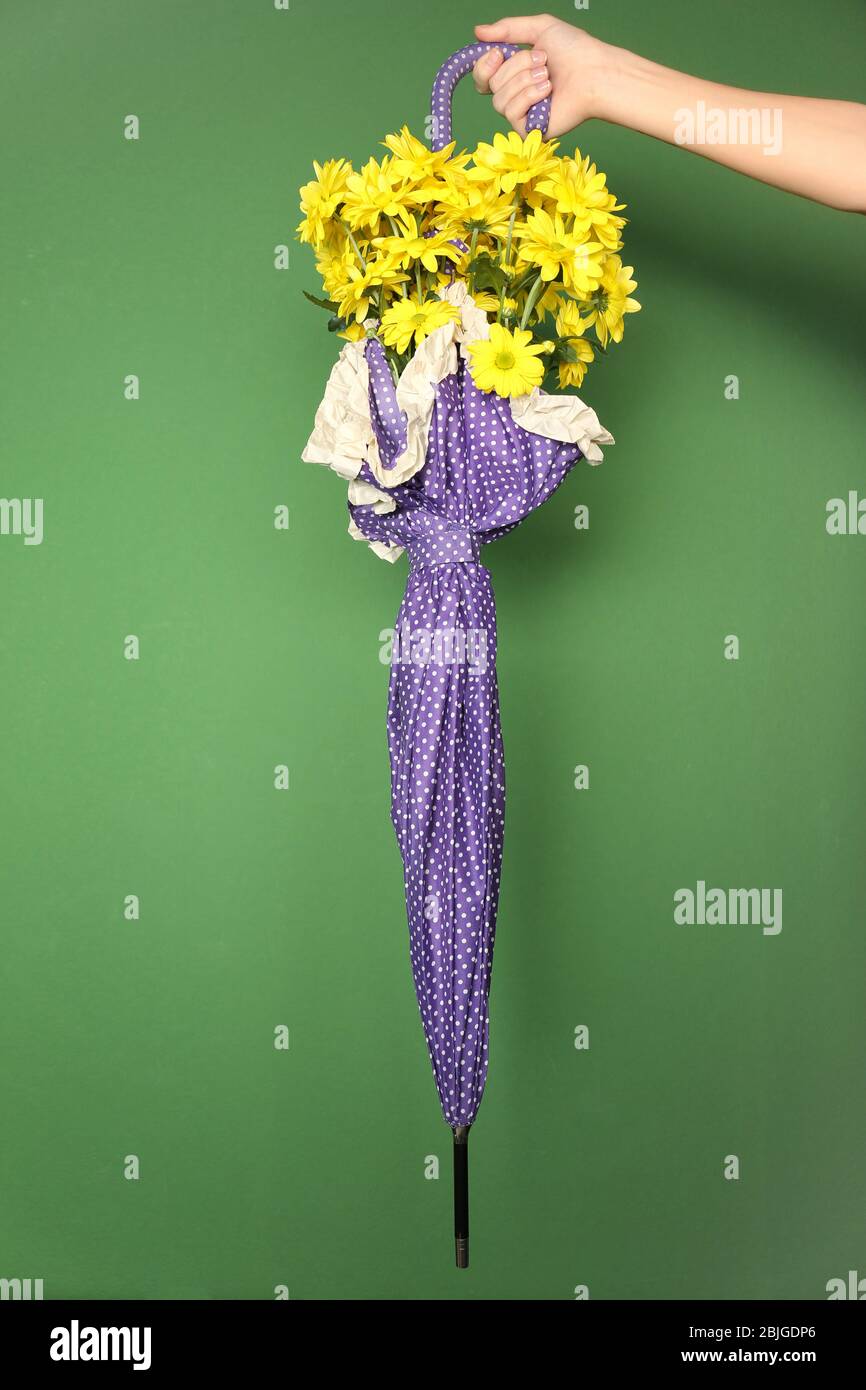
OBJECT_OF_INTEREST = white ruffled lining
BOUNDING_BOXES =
[346,478,403,564]
[301,284,615,561]
[511,388,613,464]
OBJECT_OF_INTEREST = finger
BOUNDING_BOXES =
[472,47,504,94]
[475,14,554,45]
[504,79,552,136]
[487,48,546,95]
[491,67,550,121]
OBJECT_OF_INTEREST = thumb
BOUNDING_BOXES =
[472,46,504,93]
[475,15,551,45]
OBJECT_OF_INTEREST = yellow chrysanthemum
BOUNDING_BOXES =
[554,300,595,388]
[467,128,559,194]
[466,322,549,397]
[297,158,352,247]
[536,153,626,249]
[557,353,593,390]
[382,126,471,182]
[583,256,641,346]
[536,152,620,216]
[468,288,502,313]
[404,161,470,210]
[342,156,414,233]
[536,281,568,318]
[514,208,604,291]
[497,296,522,324]
[337,320,368,342]
[315,234,356,299]
[335,256,409,323]
[587,214,626,253]
[433,183,517,241]
[379,295,461,353]
[567,239,606,296]
[372,215,463,273]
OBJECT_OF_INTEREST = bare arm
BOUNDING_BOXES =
[473,14,866,213]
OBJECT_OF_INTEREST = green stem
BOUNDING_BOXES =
[340,219,367,270]
[468,227,479,298]
[509,267,539,298]
[499,204,519,323]
[504,204,518,268]
[386,218,408,294]
[520,271,545,330]
[415,262,423,301]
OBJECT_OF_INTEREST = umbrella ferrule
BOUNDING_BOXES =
[452,1125,471,1268]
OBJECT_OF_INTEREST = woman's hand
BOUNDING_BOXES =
[471,12,866,212]
[472,14,610,137]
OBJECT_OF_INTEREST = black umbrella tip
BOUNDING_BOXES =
[452,1125,470,1269]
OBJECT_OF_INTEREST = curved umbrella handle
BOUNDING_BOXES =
[429,42,551,152]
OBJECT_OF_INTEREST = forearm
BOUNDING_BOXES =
[590,43,866,212]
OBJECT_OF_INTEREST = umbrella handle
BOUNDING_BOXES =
[429,43,551,152]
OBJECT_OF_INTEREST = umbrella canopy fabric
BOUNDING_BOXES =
[349,339,607,1129]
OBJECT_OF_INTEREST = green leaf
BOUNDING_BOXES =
[303,289,338,312]
[467,254,508,294]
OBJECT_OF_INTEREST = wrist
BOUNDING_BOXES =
[587,42,660,128]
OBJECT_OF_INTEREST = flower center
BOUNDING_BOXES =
[411,313,428,328]
[494,350,516,371]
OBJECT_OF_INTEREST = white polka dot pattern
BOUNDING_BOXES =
[429,43,551,152]
[349,340,584,1128]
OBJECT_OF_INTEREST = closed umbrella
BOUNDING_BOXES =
[300,43,631,1266]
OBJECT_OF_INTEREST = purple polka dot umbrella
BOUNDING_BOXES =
[302,45,614,1267]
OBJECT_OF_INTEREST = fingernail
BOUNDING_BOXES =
[535,79,551,93]
[530,50,546,64]
[533,67,549,84]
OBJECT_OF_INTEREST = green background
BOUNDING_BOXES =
[1,0,864,1300]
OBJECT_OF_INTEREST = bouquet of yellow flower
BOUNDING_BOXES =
[297,121,639,397]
